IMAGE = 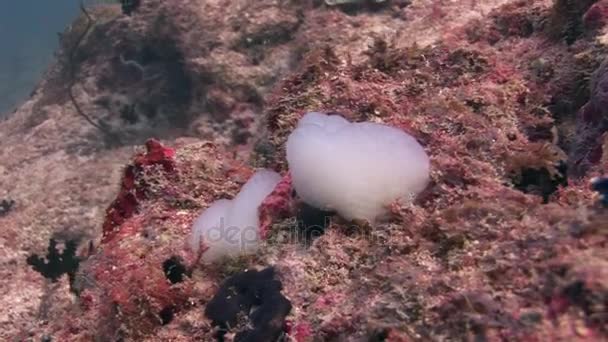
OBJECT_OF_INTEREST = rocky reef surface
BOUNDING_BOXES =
[0,0,607,341]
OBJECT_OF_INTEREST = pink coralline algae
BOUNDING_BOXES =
[288,322,314,342]
[54,140,230,340]
[102,139,176,243]
[259,173,294,239]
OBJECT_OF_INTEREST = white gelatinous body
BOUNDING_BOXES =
[286,112,430,223]
[189,169,282,263]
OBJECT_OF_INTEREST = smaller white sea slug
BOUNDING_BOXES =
[286,112,430,223]
[189,169,282,263]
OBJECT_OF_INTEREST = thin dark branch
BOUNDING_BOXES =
[67,2,118,140]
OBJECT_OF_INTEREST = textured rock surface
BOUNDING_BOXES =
[1,0,607,341]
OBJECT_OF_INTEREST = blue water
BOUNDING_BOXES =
[0,1,81,117]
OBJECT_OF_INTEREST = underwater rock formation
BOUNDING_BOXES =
[1,0,608,341]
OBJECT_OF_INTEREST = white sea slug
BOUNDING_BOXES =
[286,112,430,223]
[190,169,282,263]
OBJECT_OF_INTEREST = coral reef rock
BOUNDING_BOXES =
[1,0,608,341]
